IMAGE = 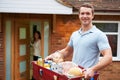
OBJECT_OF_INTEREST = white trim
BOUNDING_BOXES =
[99,57,120,61]
[93,21,120,23]
[113,57,120,61]
[105,33,118,35]
[95,12,120,16]
[73,12,120,15]
[0,0,72,14]
[117,23,120,60]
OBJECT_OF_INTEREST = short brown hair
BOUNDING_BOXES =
[79,3,94,14]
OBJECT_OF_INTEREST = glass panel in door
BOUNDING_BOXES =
[44,21,49,58]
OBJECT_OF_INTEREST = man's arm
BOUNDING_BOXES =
[45,45,73,61]
[85,48,112,78]
[91,48,112,71]
[59,45,73,59]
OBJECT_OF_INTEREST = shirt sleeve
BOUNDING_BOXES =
[68,33,74,47]
[97,33,111,51]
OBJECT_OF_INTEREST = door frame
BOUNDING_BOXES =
[3,17,15,80]
[29,19,52,58]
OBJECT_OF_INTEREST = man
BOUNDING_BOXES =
[46,3,112,79]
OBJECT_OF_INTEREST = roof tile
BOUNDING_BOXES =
[56,0,120,12]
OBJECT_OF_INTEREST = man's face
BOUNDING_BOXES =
[79,7,94,26]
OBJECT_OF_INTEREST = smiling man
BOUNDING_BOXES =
[46,3,112,79]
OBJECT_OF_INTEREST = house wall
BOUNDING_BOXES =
[0,13,120,80]
[50,14,120,80]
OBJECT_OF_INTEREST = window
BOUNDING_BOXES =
[93,21,120,61]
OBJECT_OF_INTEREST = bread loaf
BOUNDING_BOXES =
[68,67,83,76]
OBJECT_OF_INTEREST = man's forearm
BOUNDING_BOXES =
[91,50,112,72]
[59,49,68,59]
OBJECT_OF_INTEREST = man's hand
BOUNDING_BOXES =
[45,54,54,60]
[84,68,95,79]
[45,51,64,63]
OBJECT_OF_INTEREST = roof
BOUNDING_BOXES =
[0,0,72,14]
[56,0,120,13]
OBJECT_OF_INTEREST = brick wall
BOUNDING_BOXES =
[0,13,5,80]
[99,62,120,80]
[50,14,120,80]
[51,15,80,60]
[0,33,4,80]
[51,15,80,51]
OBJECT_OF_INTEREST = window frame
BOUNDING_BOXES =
[93,21,120,61]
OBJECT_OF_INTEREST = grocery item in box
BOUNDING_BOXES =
[50,63,63,74]
[32,61,99,80]
[68,67,83,76]
[51,51,64,63]
[58,61,83,77]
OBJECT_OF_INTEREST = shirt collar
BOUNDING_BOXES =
[78,25,96,35]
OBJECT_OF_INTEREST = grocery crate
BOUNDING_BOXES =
[32,61,99,80]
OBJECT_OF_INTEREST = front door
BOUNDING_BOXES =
[14,20,30,80]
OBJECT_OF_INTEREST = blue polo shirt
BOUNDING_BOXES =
[68,25,110,68]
